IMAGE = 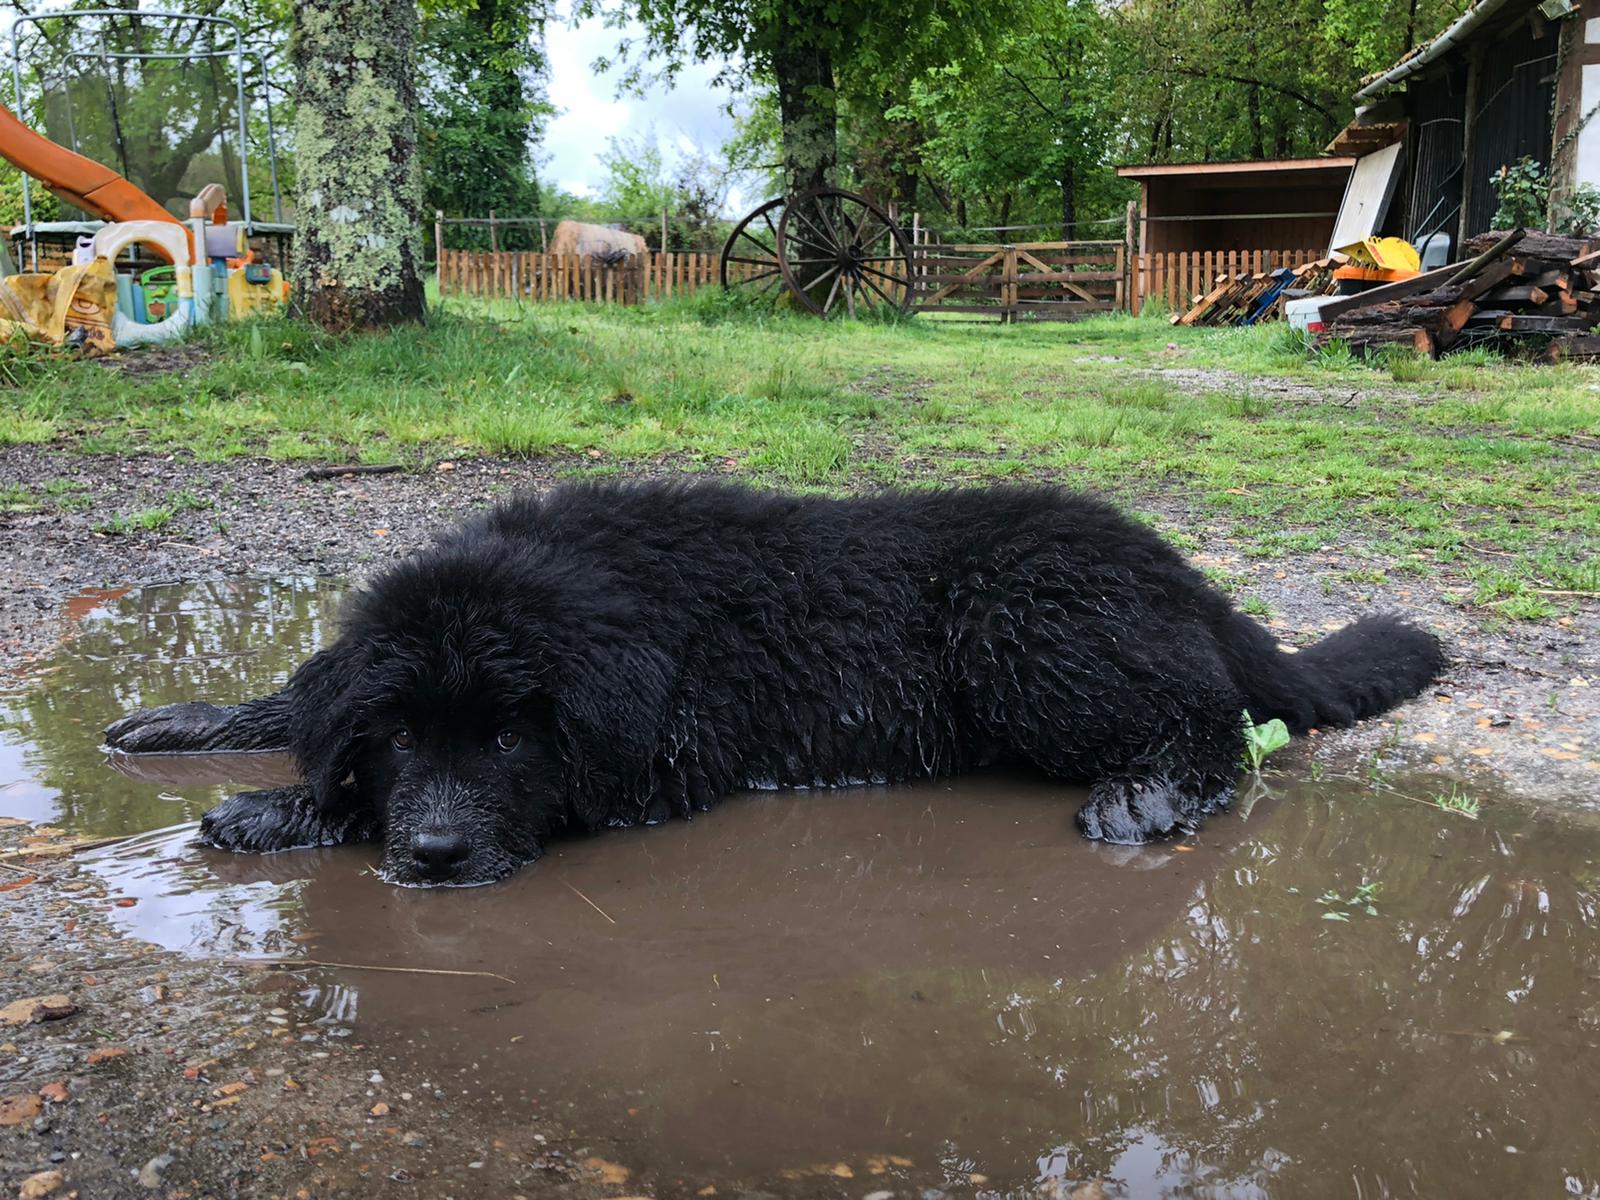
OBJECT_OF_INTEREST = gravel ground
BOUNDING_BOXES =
[0,443,1595,1198]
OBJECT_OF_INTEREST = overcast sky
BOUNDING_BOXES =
[541,9,746,212]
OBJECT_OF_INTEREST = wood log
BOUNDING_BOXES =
[1496,314,1592,333]
[1465,229,1596,262]
[1316,264,1462,322]
[1542,334,1600,360]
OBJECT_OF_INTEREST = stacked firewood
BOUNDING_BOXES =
[1174,257,1341,327]
[1317,229,1600,360]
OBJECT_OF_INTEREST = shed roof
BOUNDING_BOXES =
[1116,158,1355,181]
[1354,0,1527,100]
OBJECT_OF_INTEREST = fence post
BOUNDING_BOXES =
[488,209,499,254]
[434,210,444,293]
[1002,244,1017,324]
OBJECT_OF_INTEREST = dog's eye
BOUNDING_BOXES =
[495,730,522,753]
[391,728,415,752]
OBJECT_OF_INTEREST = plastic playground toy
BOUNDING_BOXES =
[0,9,290,350]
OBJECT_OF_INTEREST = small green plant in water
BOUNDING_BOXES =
[1432,784,1480,819]
[1241,710,1291,771]
[1318,882,1381,921]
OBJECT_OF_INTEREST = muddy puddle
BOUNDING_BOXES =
[5,580,1600,1198]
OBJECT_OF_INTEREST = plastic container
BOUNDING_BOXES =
[1286,296,1336,333]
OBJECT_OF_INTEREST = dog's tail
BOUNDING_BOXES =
[1217,610,1445,733]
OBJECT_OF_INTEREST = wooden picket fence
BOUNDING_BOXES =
[438,241,1332,321]
[1132,248,1326,315]
[437,249,745,303]
[912,240,1124,322]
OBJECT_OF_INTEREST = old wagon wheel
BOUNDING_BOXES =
[775,188,915,318]
[719,196,788,295]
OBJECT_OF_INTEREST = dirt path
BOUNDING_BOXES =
[0,444,1595,1198]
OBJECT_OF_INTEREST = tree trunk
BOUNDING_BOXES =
[773,36,837,195]
[1060,164,1076,241]
[293,0,426,331]
[1242,0,1264,159]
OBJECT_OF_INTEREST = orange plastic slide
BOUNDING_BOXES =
[0,100,181,230]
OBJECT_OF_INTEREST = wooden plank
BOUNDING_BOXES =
[920,250,1005,305]
[1497,314,1590,332]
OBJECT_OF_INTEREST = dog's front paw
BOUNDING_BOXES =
[105,702,230,753]
[1076,777,1191,845]
[199,786,378,853]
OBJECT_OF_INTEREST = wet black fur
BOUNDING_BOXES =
[104,480,1446,885]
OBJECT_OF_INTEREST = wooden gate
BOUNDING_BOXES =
[912,240,1124,322]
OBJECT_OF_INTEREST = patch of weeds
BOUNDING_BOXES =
[1495,592,1558,621]
[97,507,174,535]
[43,479,92,511]
[1340,566,1388,585]
[0,482,38,512]
[1376,346,1433,383]
[169,489,214,512]
[748,425,851,483]
[1240,595,1272,618]
[0,403,56,444]
[1318,882,1381,921]
[1307,337,1357,371]
[1432,784,1480,819]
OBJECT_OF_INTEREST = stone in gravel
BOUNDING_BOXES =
[19,1170,64,1199]
[0,994,77,1025]
[0,1092,43,1125]
[38,1080,68,1103]
[136,1152,173,1189]
[401,1132,428,1148]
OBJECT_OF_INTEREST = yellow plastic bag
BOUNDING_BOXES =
[0,256,117,355]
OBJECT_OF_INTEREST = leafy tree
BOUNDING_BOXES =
[894,0,1124,237]
[419,0,551,224]
[581,0,1022,196]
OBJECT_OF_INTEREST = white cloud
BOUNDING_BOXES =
[541,9,744,212]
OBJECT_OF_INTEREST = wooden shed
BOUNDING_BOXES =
[1343,0,1600,249]
[1116,159,1356,258]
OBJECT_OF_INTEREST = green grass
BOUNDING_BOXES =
[96,507,175,535]
[3,292,1597,621]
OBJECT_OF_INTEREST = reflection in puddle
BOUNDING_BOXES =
[5,580,1600,1197]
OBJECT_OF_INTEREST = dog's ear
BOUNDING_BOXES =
[547,637,673,826]
[284,639,374,813]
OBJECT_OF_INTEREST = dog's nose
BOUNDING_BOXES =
[410,831,469,879]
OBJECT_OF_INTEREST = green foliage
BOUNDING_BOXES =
[1490,157,1548,231]
[592,131,730,249]
[890,0,1130,236]
[1241,710,1291,771]
[1432,784,1480,819]
[1318,882,1380,921]
[419,0,549,245]
[1554,183,1600,237]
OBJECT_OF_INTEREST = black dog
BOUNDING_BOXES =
[104,480,1444,886]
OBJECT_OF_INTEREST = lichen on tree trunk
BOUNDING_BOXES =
[773,36,837,196]
[293,0,426,332]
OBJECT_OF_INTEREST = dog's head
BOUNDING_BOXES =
[287,537,671,887]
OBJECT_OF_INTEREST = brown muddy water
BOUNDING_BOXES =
[4,579,1600,1199]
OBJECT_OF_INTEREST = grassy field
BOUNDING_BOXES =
[2,290,1597,619]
